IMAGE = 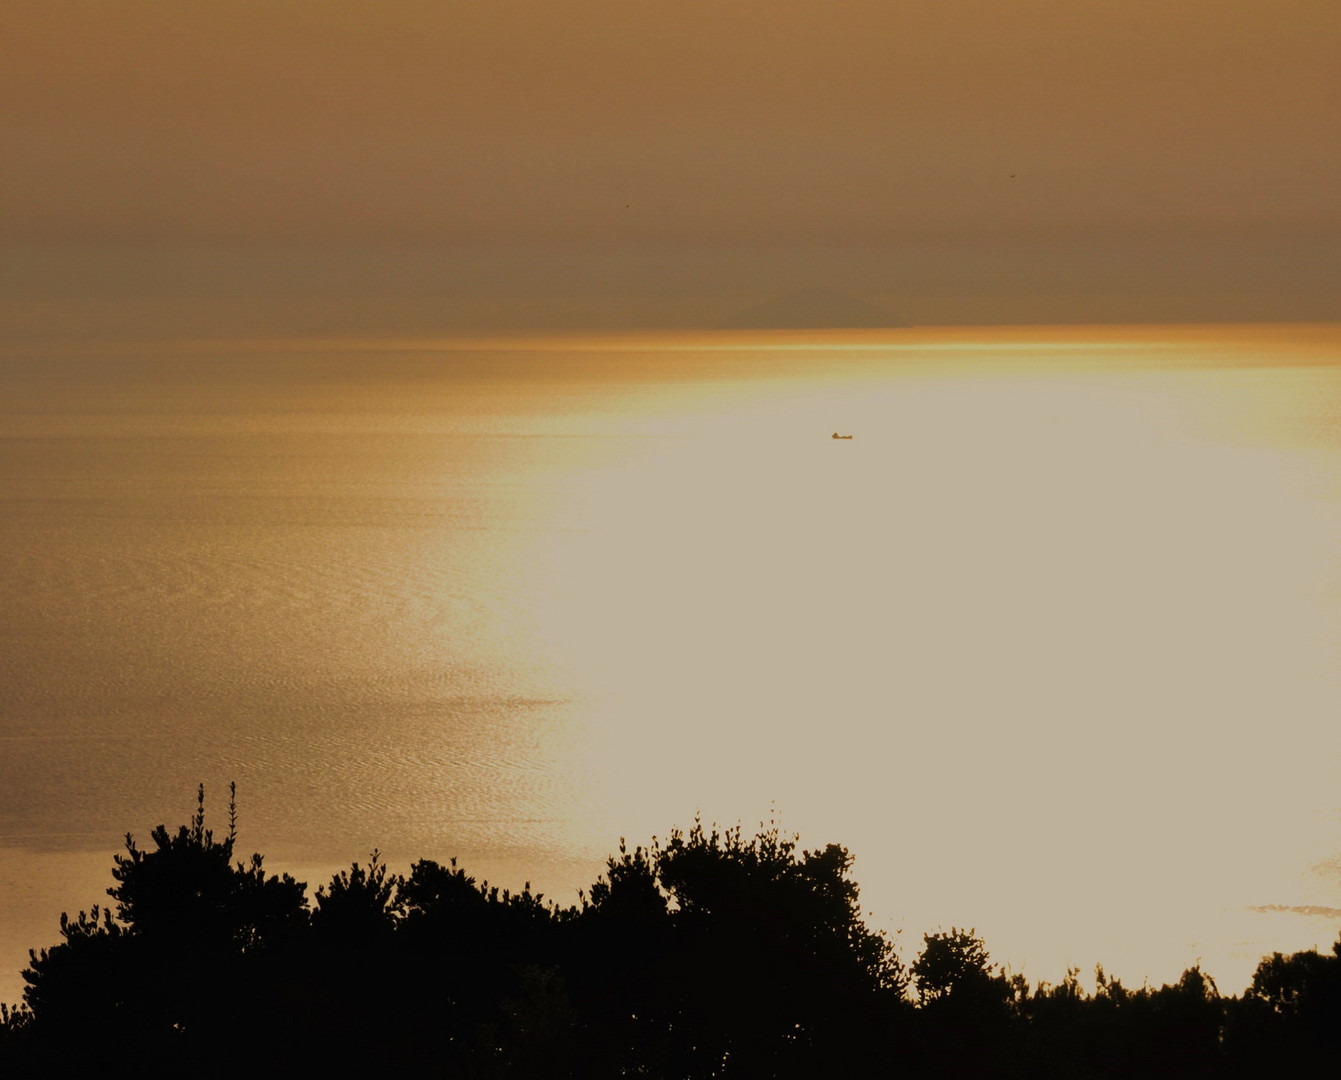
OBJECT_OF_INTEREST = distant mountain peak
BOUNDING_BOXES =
[717,289,905,330]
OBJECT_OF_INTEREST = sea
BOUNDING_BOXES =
[3,325,1340,1005]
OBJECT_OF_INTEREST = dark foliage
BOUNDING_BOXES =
[3,786,1339,1078]
[9,785,309,1076]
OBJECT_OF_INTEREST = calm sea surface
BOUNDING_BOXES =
[3,327,1340,1002]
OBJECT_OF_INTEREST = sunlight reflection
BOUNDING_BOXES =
[515,357,1341,988]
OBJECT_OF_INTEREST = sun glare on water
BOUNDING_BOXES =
[2,329,1337,1005]
[504,341,1341,988]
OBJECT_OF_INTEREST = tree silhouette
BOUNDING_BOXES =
[4,787,1338,1078]
[1226,939,1341,1074]
[10,785,308,1076]
[913,927,1001,1004]
[108,784,307,952]
[646,820,907,1077]
[312,848,402,942]
[910,927,1012,1075]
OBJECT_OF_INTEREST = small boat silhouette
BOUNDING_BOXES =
[831,432,854,440]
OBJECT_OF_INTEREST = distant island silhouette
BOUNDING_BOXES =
[718,288,906,330]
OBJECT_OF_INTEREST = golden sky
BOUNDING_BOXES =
[3,1,1339,329]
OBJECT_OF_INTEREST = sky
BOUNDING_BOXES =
[3,0,1339,333]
